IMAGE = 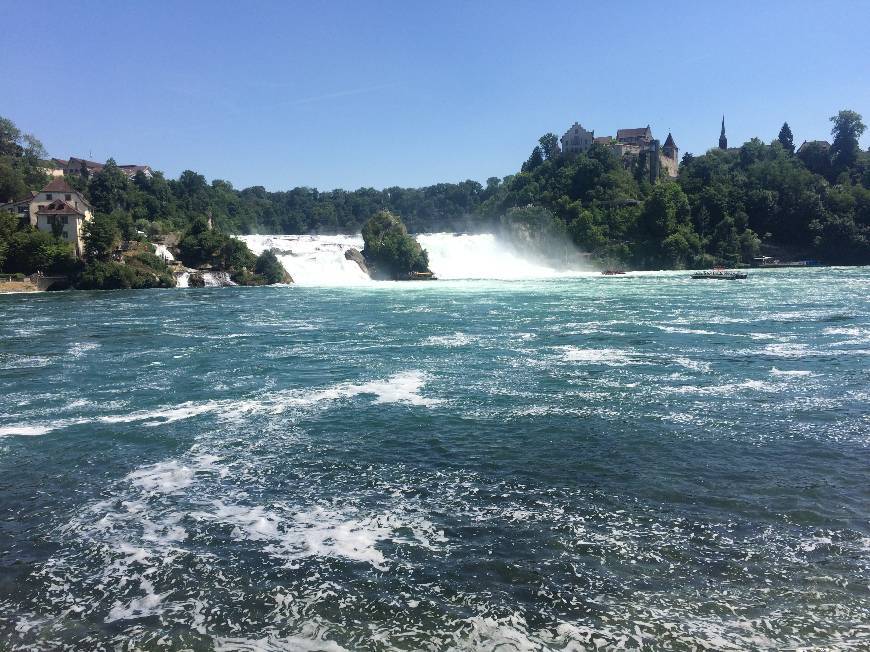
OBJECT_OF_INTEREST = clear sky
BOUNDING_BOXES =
[1,1,867,191]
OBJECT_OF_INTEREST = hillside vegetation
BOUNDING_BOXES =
[1,109,868,276]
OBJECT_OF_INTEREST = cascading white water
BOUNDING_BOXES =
[238,233,590,286]
[415,233,588,280]
[242,235,370,285]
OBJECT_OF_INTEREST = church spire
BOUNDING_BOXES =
[719,115,727,150]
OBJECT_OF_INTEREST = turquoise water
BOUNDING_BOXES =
[1,269,868,650]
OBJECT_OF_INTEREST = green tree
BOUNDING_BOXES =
[777,122,795,153]
[254,250,287,284]
[522,146,544,172]
[361,210,430,279]
[88,159,129,214]
[4,230,74,274]
[0,116,22,157]
[830,109,866,175]
[539,133,560,160]
[797,141,833,179]
[83,213,120,260]
[0,210,16,270]
[0,160,27,202]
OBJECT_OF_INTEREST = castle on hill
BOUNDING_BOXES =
[559,122,679,178]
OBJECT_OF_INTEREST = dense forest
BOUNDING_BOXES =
[1,109,869,275]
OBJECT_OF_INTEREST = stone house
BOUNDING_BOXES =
[796,140,831,155]
[616,126,653,147]
[29,178,93,257]
[560,123,595,156]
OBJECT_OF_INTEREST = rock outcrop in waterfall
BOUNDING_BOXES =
[360,211,434,280]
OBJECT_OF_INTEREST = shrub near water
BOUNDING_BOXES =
[361,210,430,279]
[77,253,175,290]
[178,218,256,270]
[254,250,289,283]
[231,250,291,285]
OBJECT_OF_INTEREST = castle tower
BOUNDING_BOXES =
[662,132,678,161]
[719,116,727,150]
[649,139,660,183]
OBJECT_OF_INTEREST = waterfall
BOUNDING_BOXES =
[242,235,370,285]
[238,233,590,286]
[174,270,237,288]
[415,233,588,280]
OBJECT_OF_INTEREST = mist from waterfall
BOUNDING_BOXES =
[239,233,592,286]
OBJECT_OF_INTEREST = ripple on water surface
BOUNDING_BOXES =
[0,268,869,650]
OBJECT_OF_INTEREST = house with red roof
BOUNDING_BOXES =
[30,178,94,257]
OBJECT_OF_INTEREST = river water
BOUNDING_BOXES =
[1,267,868,650]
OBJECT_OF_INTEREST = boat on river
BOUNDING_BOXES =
[691,269,748,280]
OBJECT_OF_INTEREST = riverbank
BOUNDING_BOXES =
[0,280,39,293]
[0,274,68,293]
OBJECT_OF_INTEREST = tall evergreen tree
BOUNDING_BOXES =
[777,122,795,153]
[830,110,866,174]
[521,146,544,172]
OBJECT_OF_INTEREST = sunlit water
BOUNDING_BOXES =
[1,268,869,650]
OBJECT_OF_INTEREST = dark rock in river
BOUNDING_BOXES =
[345,248,370,277]
[188,272,206,288]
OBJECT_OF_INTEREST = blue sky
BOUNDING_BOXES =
[1,1,867,191]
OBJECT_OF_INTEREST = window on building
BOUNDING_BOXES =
[46,194,52,200]
[63,216,68,225]
[65,194,71,201]
[62,232,68,239]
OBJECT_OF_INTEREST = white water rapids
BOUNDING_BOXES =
[239,233,591,285]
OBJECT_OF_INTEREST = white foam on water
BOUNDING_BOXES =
[214,631,350,652]
[217,504,395,569]
[0,424,55,437]
[271,371,438,408]
[422,332,477,347]
[69,341,101,358]
[128,461,195,494]
[657,325,720,335]
[98,403,220,427]
[0,371,437,437]
[0,354,52,369]
[770,368,813,377]
[562,347,638,366]
[105,577,170,623]
[762,343,813,358]
[673,357,712,373]
[748,332,778,340]
[668,379,783,395]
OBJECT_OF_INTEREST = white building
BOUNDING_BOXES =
[30,178,93,257]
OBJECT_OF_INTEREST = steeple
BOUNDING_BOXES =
[662,132,678,160]
[719,115,727,150]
